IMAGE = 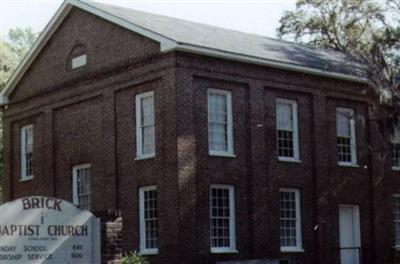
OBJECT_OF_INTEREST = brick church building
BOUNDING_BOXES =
[1,0,400,263]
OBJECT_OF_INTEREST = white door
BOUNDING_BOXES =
[339,205,361,264]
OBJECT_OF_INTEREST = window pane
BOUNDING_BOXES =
[74,166,91,211]
[208,91,231,153]
[141,96,154,126]
[210,186,233,249]
[394,196,400,246]
[142,188,158,250]
[278,130,294,158]
[336,110,351,137]
[21,125,34,178]
[337,137,352,162]
[393,143,400,168]
[277,103,293,131]
[280,190,299,248]
[137,92,155,156]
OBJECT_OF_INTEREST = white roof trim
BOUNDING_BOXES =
[0,0,368,106]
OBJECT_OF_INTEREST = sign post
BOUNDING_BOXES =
[0,196,101,263]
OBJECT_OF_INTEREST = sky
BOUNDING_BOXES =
[0,0,296,40]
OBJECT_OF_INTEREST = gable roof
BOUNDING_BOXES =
[0,0,368,105]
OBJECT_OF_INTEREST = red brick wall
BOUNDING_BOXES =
[2,8,399,264]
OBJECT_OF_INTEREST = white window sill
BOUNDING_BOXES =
[20,176,33,182]
[281,247,305,253]
[135,154,155,161]
[210,248,238,254]
[139,249,159,255]
[209,151,236,158]
[278,157,302,163]
[392,166,400,171]
[338,162,359,168]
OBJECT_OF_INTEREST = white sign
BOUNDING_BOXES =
[0,196,101,263]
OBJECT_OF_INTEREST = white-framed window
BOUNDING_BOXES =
[71,54,87,69]
[280,188,303,252]
[276,99,300,161]
[336,107,357,166]
[72,164,91,211]
[208,89,234,157]
[20,124,33,180]
[392,126,400,170]
[394,194,400,248]
[136,91,155,159]
[210,184,237,253]
[139,186,159,255]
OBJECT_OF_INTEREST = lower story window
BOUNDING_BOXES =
[210,184,236,253]
[139,186,159,254]
[394,195,400,247]
[280,188,303,252]
[393,143,400,169]
[72,164,91,211]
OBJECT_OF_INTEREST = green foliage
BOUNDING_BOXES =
[277,0,400,96]
[0,27,38,203]
[122,251,149,264]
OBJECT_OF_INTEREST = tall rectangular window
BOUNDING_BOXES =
[21,124,33,180]
[392,126,400,170]
[208,89,234,156]
[394,195,400,247]
[280,188,302,252]
[276,99,299,161]
[72,164,91,211]
[336,107,357,165]
[136,91,155,159]
[210,185,236,253]
[139,186,159,254]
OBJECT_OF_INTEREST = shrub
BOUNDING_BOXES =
[122,251,149,264]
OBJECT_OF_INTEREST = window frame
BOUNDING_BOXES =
[209,184,237,254]
[207,89,235,157]
[20,124,34,181]
[139,185,159,255]
[279,188,303,252]
[135,91,156,160]
[276,98,300,162]
[72,163,91,210]
[336,107,358,166]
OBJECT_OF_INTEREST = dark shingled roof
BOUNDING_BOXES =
[86,1,367,79]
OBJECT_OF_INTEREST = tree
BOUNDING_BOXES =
[0,27,38,203]
[277,0,400,98]
[277,3,399,259]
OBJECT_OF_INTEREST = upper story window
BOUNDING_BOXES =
[72,164,91,211]
[71,54,87,69]
[210,184,237,253]
[392,125,400,170]
[208,89,234,157]
[139,186,159,255]
[336,107,357,166]
[280,188,303,252]
[276,99,300,162]
[394,194,400,248]
[20,124,33,181]
[136,91,155,159]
